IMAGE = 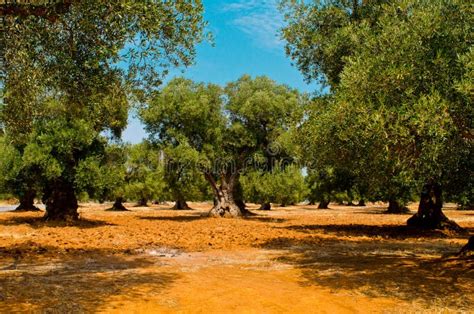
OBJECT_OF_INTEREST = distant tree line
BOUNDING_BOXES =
[0,0,471,238]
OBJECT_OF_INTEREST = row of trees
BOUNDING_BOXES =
[1,71,470,219]
[279,0,473,229]
[0,1,207,220]
[0,1,472,232]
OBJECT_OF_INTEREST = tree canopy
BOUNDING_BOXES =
[284,0,472,226]
[141,76,306,217]
[0,0,207,220]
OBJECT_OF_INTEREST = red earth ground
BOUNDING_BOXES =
[0,202,472,313]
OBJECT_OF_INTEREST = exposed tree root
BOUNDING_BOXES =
[385,201,411,214]
[318,200,330,209]
[107,198,129,211]
[407,214,465,233]
[458,236,474,256]
[14,204,41,212]
[172,200,191,210]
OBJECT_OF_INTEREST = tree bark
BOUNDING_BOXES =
[318,200,330,209]
[43,180,79,221]
[407,182,462,231]
[259,202,271,210]
[136,198,148,207]
[14,190,40,212]
[357,199,366,207]
[459,236,474,256]
[233,179,247,213]
[386,200,410,214]
[108,197,128,211]
[173,199,190,210]
[205,173,243,218]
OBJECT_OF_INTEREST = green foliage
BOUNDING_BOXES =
[123,142,166,205]
[288,0,473,206]
[1,1,207,215]
[0,134,43,200]
[141,76,306,210]
[242,165,308,206]
[280,0,387,87]
[161,143,211,203]
[75,144,127,202]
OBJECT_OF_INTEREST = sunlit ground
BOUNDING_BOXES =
[0,202,472,313]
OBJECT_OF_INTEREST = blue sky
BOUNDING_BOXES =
[122,0,317,143]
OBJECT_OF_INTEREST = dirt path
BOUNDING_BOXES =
[0,203,473,312]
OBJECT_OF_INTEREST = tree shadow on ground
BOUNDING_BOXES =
[0,216,115,229]
[0,246,178,312]
[284,224,471,239]
[351,210,414,215]
[139,215,207,222]
[243,216,287,223]
[259,230,474,310]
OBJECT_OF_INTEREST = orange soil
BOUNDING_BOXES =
[0,202,473,313]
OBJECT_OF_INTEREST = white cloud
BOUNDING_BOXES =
[222,0,284,52]
[222,0,261,12]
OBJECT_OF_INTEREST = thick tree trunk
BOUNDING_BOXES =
[136,198,148,207]
[15,190,40,212]
[259,202,271,210]
[205,173,243,218]
[108,197,128,211]
[209,186,243,217]
[173,199,190,210]
[43,181,79,221]
[459,236,474,256]
[407,182,462,231]
[233,179,248,213]
[357,199,366,207]
[318,200,330,209]
[386,200,410,214]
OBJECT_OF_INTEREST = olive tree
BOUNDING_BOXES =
[1,1,207,220]
[142,76,305,217]
[287,0,472,228]
[124,142,166,207]
[242,165,307,210]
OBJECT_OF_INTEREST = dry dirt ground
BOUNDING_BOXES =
[0,202,472,313]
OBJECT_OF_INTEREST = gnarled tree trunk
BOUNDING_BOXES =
[15,190,40,212]
[407,182,462,231]
[386,200,410,214]
[259,202,271,210]
[205,172,243,218]
[43,180,78,221]
[108,197,128,211]
[173,199,190,210]
[357,199,366,207]
[318,200,330,209]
